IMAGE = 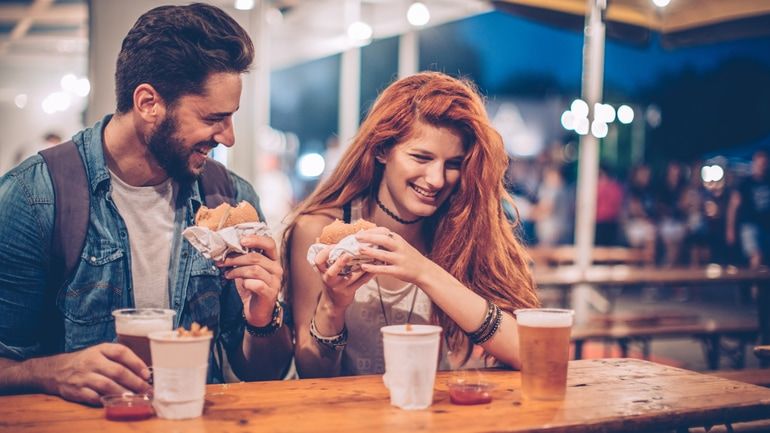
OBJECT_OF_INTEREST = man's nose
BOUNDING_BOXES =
[214,117,234,147]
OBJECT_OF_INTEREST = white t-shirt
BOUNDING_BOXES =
[109,171,177,309]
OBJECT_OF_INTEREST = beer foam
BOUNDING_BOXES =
[116,318,173,336]
[516,310,573,328]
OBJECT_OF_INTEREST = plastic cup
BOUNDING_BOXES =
[148,330,212,420]
[447,370,494,405]
[112,309,176,366]
[515,308,574,400]
[101,393,154,421]
[381,324,442,410]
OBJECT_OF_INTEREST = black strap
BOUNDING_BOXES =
[343,202,351,223]
[39,141,86,353]
[40,141,89,295]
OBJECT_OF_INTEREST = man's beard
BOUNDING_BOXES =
[147,114,215,184]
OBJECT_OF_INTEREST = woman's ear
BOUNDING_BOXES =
[375,147,387,164]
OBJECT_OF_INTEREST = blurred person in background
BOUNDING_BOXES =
[595,165,623,246]
[702,172,732,265]
[12,132,62,167]
[531,164,570,246]
[655,161,688,266]
[621,164,657,254]
[727,149,770,268]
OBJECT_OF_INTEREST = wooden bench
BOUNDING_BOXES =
[530,245,655,267]
[709,368,770,387]
[572,319,759,369]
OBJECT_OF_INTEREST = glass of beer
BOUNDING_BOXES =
[514,308,574,400]
[112,308,176,366]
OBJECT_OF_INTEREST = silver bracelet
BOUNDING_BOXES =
[309,316,348,351]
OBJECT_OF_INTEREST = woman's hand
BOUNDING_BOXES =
[312,245,373,313]
[355,228,438,286]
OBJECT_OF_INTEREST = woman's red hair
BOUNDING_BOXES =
[282,71,539,359]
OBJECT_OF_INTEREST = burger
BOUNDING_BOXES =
[319,219,377,244]
[195,201,260,231]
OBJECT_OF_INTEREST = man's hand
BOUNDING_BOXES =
[45,343,151,406]
[218,235,283,327]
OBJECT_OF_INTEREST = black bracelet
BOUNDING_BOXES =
[310,316,348,351]
[473,305,503,345]
[466,301,503,345]
[243,301,284,337]
[467,300,496,341]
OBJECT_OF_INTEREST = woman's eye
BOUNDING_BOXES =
[411,154,430,162]
[446,160,462,170]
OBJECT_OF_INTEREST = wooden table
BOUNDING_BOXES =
[2,359,770,433]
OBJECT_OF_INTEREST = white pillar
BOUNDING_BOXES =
[572,0,607,323]
[229,1,269,185]
[338,47,361,149]
[398,30,418,78]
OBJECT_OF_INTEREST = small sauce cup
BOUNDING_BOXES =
[101,393,154,421]
[446,371,494,405]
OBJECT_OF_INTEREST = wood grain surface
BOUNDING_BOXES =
[1,359,769,433]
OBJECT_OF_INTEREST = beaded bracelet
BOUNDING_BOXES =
[310,316,348,351]
[467,300,503,345]
[243,301,284,337]
[467,300,496,342]
[472,305,503,345]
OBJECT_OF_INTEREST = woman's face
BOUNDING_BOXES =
[377,122,465,220]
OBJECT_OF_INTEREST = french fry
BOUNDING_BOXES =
[176,322,213,337]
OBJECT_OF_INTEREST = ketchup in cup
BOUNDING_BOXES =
[446,371,494,405]
[101,393,154,421]
[448,382,493,405]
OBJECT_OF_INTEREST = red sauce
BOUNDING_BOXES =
[448,384,493,405]
[105,404,155,421]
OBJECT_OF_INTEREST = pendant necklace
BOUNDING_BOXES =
[375,277,418,326]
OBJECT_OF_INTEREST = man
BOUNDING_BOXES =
[727,149,770,268]
[0,3,292,405]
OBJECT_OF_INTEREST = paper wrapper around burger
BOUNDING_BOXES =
[306,219,380,276]
[182,201,272,261]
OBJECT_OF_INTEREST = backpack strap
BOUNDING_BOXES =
[39,141,89,292]
[39,140,87,353]
[199,159,235,208]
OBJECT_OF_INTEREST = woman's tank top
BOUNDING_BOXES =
[340,199,449,375]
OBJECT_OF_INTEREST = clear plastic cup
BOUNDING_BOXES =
[515,308,574,400]
[446,370,494,405]
[101,393,154,421]
[112,308,176,366]
[381,324,442,410]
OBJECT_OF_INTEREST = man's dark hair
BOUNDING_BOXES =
[115,3,254,113]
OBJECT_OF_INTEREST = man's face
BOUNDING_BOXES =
[147,72,242,183]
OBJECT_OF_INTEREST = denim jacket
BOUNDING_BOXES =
[0,115,263,382]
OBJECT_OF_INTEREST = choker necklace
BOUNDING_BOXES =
[375,277,418,326]
[375,195,422,225]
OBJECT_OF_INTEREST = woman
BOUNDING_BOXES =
[282,72,539,378]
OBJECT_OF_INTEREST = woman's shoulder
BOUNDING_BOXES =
[293,208,344,238]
